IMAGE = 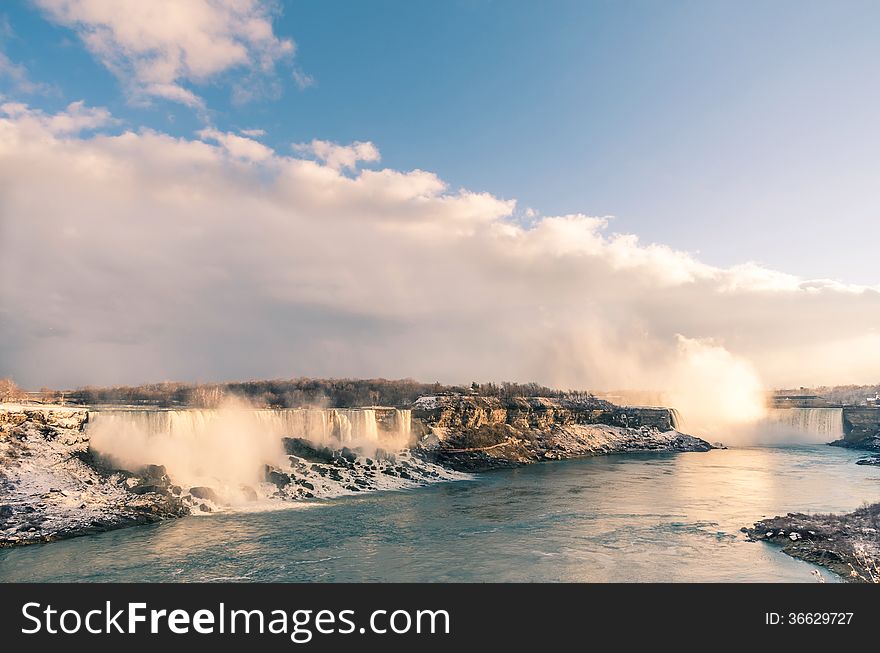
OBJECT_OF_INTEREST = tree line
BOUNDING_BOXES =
[38,377,596,408]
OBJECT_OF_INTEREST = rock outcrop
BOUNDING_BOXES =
[830,407,880,456]
[0,404,188,547]
[842,408,880,443]
[745,504,880,583]
[412,395,710,471]
[266,437,460,499]
[830,406,880,465]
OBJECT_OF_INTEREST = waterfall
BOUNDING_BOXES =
[668,408,682,430]
[331,409,379,443]
[87,407,408,446]
[85,407,414,502]
[761,408,844,442]
[396,409,412,441]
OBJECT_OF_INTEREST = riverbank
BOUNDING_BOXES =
[828,406,880,464]
[427,423,711,471]
[0,404,189,547]
[829,437,880,468]
[746,504,880,582]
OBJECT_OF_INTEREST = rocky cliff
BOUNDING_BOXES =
[842,408,880,447]
[0,405,188,547]
[830,407,880,463]
[411,395,710,471]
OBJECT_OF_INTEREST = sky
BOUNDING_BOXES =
[1,0,879,401]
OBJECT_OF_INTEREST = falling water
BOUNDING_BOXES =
[396,409,412,441]
[87,407,409,445]
[84,406,415,498]
[668,407,682,430]
[761,408,844,442]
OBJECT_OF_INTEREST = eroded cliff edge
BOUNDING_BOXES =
[829,408,880,465]
[411,395,712,471]
[0,405,188,547]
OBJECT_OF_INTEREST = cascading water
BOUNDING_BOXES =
[330,409,379,443]
[668,407,682,430]
[88,407,407,445]
[396,409,412,441]
[85,407,416,504]
[760,408,844,442]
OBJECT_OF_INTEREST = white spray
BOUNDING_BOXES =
[86,398,415,504]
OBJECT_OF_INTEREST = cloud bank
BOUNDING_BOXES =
[1,101,879,433]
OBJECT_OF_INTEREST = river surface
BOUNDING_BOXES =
[2,445,878,582]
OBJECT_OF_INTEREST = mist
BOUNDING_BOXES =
[654,337,769,443]
[87,398,288,504]
[86,398,417,504]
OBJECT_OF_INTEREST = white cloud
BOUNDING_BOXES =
[197,127,273,162]
[0,100,116,134]
[293,139,381,171]
[32,0,295,108]
[0,50,52,95]
[1,102,879,437]
[292,68,314,89]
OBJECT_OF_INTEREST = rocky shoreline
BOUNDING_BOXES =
[829,407,880,466]
[0,405,189,547]
[745,504,880,582]
[1,397,712,547]
[426,422,711,471]
[829,437,880,467]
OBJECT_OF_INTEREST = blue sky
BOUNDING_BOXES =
[3,0,879,283]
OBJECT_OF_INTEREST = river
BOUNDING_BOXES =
[1,444,877,582]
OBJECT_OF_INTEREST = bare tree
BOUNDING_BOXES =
[0,378,25,403]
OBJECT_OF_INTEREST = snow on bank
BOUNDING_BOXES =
[0,404,467,545]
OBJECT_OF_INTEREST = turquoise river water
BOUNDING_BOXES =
[1,445,878,582]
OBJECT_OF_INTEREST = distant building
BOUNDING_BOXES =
[867,393,880,406]
[772,394,826,408]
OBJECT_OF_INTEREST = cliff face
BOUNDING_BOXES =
[0,404,188,547]
[841,408,880,450]
[411,395,677,431]
[0,404,90,431]
[829,408,880,461]
[411,395,709,471]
